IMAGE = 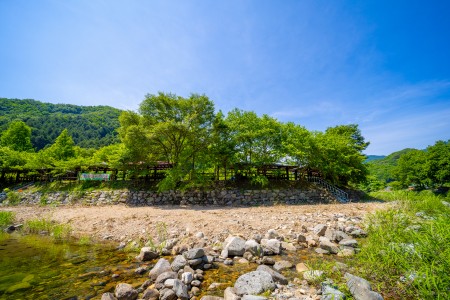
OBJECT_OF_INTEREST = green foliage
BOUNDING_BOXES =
[251,175,269,187]
[0,211,15,226]
[0,98,121,150]
[226,109,283,165]
[47,129,76,161]
[309,124,368,186]
[365,148,415,183]
[24,218,72,240]
[355,191,450,299]
[0,120,34,152]
[5,190,21,205]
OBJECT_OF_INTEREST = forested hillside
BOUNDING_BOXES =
[0,98,121,149]
[366,148,415,182]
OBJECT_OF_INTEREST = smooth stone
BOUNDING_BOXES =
[149,259,172,281]
[256,265,288,285]
[115,283,138,300]
[183,248,205,260]
[273,260,293,271]
[234,271,276,296]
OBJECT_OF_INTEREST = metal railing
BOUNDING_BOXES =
[306,176,349,203]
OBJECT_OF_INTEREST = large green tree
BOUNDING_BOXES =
[48,129,76,161]
[226,109,283,165]
[119,92,215,188]
[1,120,34,152]
[309,124,368,185]
[427,140,450,186]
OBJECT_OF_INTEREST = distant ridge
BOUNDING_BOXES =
[0,98,122,150]
[365,155,386,162]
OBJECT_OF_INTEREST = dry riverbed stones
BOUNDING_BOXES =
[101,220,381,300]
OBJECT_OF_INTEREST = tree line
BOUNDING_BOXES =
[363,141,450,191]
[1,93,369,190]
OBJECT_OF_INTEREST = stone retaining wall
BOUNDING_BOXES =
[14,188,336,206]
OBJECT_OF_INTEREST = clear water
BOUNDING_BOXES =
[0,233,148,300]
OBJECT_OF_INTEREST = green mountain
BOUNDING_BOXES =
[365,155,386,162]
[0,98,122,150]
[366,148,416,182]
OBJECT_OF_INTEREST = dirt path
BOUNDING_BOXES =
[3,202,388,244]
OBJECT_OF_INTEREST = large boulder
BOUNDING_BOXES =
[234,271,276,296]
[149,258,171,281]
[173,279,189,300]
[136,247,159,261]
[101,293,117,300]
[224,236,246,256]
[114,283,138,300]
[320,240,340,254]
[260,239,281,255]
[244,239,263,257]
[321,281,345,300]
[171,255,187,272]
[273,260,293,271]
[345,273,384,300]
[256,265,288,285]
[183,248,205,260]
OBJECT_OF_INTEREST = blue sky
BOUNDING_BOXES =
[1,0,449,155]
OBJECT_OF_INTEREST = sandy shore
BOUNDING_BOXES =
[3,202,388,243]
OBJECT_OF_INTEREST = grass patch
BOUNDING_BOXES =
[0,211,15,226]
[24,218,72,241]
[353,190,450,299]
[3,188,21,205]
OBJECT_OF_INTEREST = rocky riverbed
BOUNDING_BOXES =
[101,223,384,300]
[3,201,388,299]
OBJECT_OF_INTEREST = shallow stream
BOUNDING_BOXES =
[0,233,147,300]
[0,233,329,300]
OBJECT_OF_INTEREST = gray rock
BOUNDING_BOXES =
[149,258,171,281]
[345,273,384,300]
[188,258,204,266]
[256,265,288,285]
[142,288,159,300]
[200,297,224,300]
[159,288,177,300]
[296,233,307,243]
[224,287,240,300]
[339,239,358,248]
[181,271,193,284]
[273,260,293,271]
[173,279,189,300]
[320,240,339,254]
[334,230,350,242]
[244,239,263,257]
[136,247,159,261]
[260,239,281,255]
[171,255,187,272]
[260,256,275,265]
[164,279,175,288]
[265,229,278,239]
[183,248,205,260]
[315,248,330,254]
[234,271,276,296]
[101,293,117,300]
[324,228,336,241]
[224,236,246,256]
[191,280,202,287]
[115,283,138,300]
[155,271,177,284]
[313,224,328,236]
[321,284,345,300]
